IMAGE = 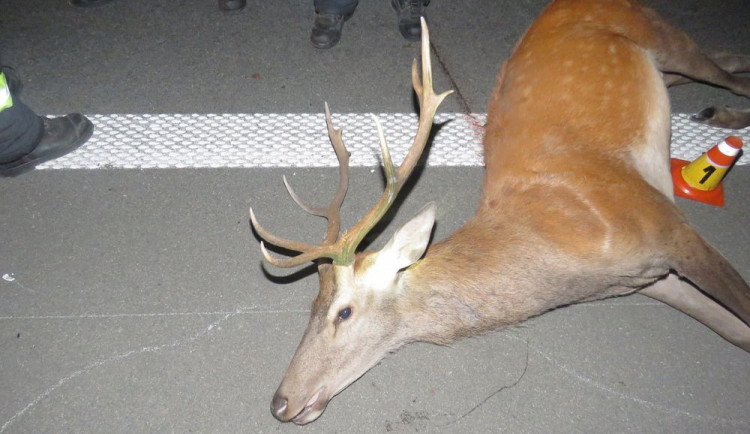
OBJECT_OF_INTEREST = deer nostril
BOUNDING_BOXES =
[271,394,288,420]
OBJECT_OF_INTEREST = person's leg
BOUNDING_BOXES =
[0,71,94,177]
[391,0,430,41]
[314,0,359,15]
[0,73,42,163]
[311,0,359,49]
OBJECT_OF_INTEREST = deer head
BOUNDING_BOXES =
[250,19,452,424]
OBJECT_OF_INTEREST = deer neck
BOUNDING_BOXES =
[397,213,547,345]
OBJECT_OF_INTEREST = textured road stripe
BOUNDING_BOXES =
[39,113,748,170]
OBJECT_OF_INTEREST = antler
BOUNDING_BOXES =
[251,18,453,267]
[249,102,350,267]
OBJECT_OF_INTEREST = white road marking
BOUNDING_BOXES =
[36,113,747,170]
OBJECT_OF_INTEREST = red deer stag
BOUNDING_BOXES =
[250,0,750,424]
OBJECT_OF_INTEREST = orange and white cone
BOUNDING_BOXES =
[671,136,743,207]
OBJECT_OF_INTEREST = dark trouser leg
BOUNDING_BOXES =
[391,0,431,41]
[218,0,246,11]
[314,0,359,15]
[0,97,43,163]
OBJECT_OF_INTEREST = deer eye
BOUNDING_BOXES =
[337,307,352,322]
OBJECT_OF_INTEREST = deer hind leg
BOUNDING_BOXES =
[663,54,750,129]
[691,107,750,130]
[663,53,750,87]
[645,12,750,129]
[640,274,750,351]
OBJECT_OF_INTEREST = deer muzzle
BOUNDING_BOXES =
[271,386,328,425]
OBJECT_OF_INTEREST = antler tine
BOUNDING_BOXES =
[251,209,344,268]
[283,175,323,216]
[281,102,350,223]
[372,114,397,185]
[334,115,399,258]
[250,207,319,253]
[322,102,351,245]
[400,17,454,183]
[259,241,342,268]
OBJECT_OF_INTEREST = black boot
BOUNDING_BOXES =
[218,0,246,11]
[310,12,352,49]
[0,114,93,177]
[391,0,428,41]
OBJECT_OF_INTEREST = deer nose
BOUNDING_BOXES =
[271,393,288,421]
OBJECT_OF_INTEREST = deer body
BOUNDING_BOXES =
[403,0,698,343]
[251,0,750,425]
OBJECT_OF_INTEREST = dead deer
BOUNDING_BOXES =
[250,0,750,425]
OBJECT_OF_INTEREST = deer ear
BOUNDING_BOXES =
[379,202,436,271]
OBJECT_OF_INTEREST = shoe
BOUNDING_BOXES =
[310,12,352,49]
[0,114,93,177]
[218,0,246,11]
[391,0,426,41]
[69,0,115,7]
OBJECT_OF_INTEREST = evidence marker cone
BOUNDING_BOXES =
[670,136,743,207]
